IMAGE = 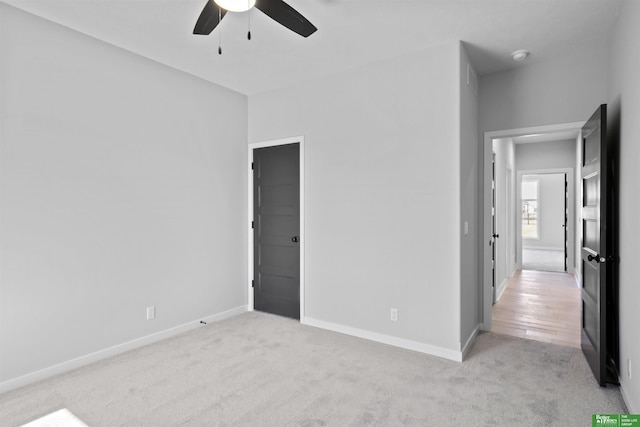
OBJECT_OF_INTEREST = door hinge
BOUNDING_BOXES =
[251,221,254,229]
[252,280,255,288]
[251,162,254,170]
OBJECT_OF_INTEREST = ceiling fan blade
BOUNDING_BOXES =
[255,0,317,38]
[193,0,227,35]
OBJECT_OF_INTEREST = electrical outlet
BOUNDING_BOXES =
[628,358,632,379]
[147,306,155,320]
[390,308,398,322]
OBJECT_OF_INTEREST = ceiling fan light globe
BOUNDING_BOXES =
[214,0,256,12]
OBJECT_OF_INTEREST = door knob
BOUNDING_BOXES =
[588,254,605,263]
[291,236,299,243]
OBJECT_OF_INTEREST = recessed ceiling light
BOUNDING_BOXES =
[511,50,530,61]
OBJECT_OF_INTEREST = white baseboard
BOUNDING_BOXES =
[0,305,248,394]
[620,383,638,414]
[302,317,463,362]
[495,278,508,302]
[522,246,564,251]
[461,325,480,361]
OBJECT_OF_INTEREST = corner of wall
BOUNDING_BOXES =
[0,306,248,394]
[458,40,481,346]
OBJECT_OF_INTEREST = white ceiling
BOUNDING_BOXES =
[2,0,621,95]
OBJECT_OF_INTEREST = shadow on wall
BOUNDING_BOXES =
[607,95,621,380]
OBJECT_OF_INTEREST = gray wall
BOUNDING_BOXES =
[249,42,464,352]
[607,0,640,413]
[515,139,576,171]
[480,42,608,132]
[0,5,248,384]
[459,45,480,348]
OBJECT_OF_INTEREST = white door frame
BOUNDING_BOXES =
[248,136,305,320]
[481,122,583,330]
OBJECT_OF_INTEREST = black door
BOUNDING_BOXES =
[564,174,568,272]
[580,104,618,386]
[253,143,300,319]
[491,153,498,302]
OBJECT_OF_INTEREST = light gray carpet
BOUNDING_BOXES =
[0,312,626,426]
[522,248,565,272]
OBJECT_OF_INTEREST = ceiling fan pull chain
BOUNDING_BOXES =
[247,0,252,40]
[218,7,223,55]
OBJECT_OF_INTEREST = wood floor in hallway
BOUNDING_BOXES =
[492,269,581,348]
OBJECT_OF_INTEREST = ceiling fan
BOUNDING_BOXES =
[193,0,317,42]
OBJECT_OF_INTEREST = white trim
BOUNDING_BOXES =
[302,317,463,362]
[482,122,584,329]
[0,305,248,394]
[505,166,516,279]
[521,246,565,251]
[461,325,480,361]
[495,278,508,302]
[485,122,585,140]
[248,136,305,320]
[620,383,638,414]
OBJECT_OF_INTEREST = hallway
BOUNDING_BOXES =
[492,269,581,348]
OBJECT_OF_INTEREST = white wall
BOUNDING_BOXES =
[0,4,248,388]
[459,44,480,349]
[249,42,463,354]
[607,0,640,413]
